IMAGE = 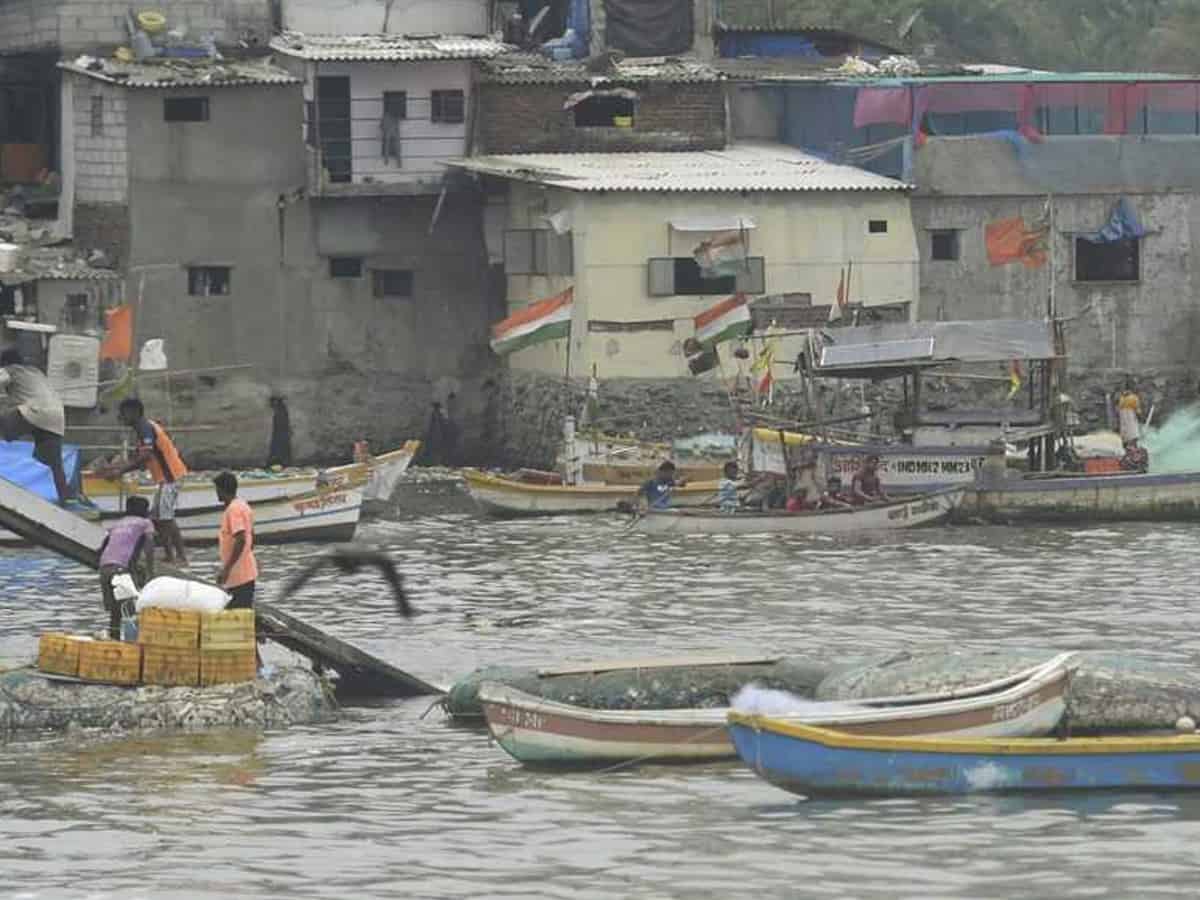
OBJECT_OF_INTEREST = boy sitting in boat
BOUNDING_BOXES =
[850,455,890,505]
[638,461,685,510]
[718,461,741,513]
[1120,438,1149,473]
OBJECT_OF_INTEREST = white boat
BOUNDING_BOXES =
[633,488,963,535]
[170,483,363,544]
[464,469,721,517]
[82,440,419,516]
[479,653,1073,767]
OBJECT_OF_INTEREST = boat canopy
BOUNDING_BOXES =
[813,319,1059,378]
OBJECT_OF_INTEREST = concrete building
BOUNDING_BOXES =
[474,54,725,154]
[452,143,916,379]
[58,56,497,465]
[281,0,489,37]
[270,32,507,193]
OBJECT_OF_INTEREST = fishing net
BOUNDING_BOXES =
[0,666,337,738]
[816,647,1200,733]
[443,657,843,720]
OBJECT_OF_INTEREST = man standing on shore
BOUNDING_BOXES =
[0,348,73,503]
[101,397,189,566]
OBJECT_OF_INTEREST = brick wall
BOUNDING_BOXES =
[476,81,726,154]
[72,80,128,205]
[0,0,274,54]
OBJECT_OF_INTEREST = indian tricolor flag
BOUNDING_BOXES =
[490,288,573,356]
[693,293,752,350]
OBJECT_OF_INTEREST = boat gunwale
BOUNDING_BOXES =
[463,469,719,497]
[640,486,965,522]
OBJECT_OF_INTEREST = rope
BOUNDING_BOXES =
[590,723,731,775]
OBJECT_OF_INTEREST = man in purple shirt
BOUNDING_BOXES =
[98,496,155,638]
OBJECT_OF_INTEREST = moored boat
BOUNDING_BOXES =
[479,652,1072,767]
[726,714,1200,796]
[169,482,363,544]
[632,488,963,535]
[963,469,1200,523]
[463,469,721,517]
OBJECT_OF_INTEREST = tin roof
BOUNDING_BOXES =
[448,143,909,192]
[59,56,299,88]
[0,252,120,287]
[269,32,509,62]
[480,53,722,85]
[714,0,900,49]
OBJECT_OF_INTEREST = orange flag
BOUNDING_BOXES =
[100,305,133,361]
[985,218,1047,269]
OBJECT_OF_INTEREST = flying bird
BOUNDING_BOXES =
[282,546,414,616]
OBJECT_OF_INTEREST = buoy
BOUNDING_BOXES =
[137,10,168,34]
[1176,715,1196,733]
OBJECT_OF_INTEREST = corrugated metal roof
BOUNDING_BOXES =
[481,52,721,84]
[713,0,900,49]
[448,143,910,192]
[0,256,120,286]
[59,57,298,88]
[269,32,508,62]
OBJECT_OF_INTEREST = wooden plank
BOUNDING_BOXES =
[255,600,442,698]
[0,477,105,569]
[537,653,783,678]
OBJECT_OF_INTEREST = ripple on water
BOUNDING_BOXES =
[4,517,1200,897]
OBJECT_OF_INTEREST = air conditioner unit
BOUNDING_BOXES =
[47,333,101,408]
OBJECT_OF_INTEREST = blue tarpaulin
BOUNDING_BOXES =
[0,441,80,500]
[1081,197,1147,243]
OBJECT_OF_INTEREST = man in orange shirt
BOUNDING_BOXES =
[102,397,189,566]
[214,471,258,609]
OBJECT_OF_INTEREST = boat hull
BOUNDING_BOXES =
[170,486,363,544]
[728,718,1200,796]
[464,470,720,517]
[964,471,1200,523]
[479,653,1070,767]
[635,489,962,535]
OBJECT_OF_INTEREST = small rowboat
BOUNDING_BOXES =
[727,713,1200,796]
[463,469,721,517]
[633,488,963,535]
[478,653,1072,768]
[169,483,363,545]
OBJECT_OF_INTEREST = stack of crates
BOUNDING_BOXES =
[38,634,95,678]
[38,634,141,684]
[139,607,201,686]
[200,610,256,685]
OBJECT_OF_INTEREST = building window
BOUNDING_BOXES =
[330,257,363,278]
[503,229,574,275]
[164,97,210,122]
[430,90,465,124]
[1075,238,1139,283]
[187,266,231,296]
[573,95,635,127]
[648,258,766,296]
[930,229,960,261]
[383,91,408,120]
[90,95,103,137]
[373,269,414,298]
[868,219,888,234]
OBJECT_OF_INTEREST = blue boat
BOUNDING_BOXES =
[727,713,1200,796]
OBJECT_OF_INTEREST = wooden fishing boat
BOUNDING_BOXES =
[463,469,721,517]
[478,653,1072,767]
[727,714,1200,796]
[169,483,363,545]
[81,440,418,516]
[963,470,1200,523]
[633,488,963,535]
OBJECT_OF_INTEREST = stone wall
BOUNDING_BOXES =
[474,80,726,154]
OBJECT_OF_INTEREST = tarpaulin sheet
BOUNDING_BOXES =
[0,440,80,500]
[853,87,911,127]
[603,0,692,56]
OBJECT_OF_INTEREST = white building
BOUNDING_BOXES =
[281,0,489,37]
[270,32,507,194]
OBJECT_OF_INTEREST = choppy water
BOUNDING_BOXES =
[4,480,1200,898]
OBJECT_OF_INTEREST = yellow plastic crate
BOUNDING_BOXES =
[200,610,255,651]
[77,640,142,685]
[142,645,200,687]
[138,607,200,649]
[199,648,257,686]
[37,633,91,677]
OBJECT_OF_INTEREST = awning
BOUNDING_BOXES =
[669,215,757,232]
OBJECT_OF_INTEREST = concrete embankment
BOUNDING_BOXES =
[0,666,336,738]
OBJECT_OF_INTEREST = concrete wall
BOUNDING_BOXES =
[0,0,274,54]
[914,191,1200,372]
[69,77,128,204]
[302,60,473,189]
[475,81,726,154]
[503,181,919,378]
[282,0,488,35]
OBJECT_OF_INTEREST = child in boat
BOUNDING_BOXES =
[850,454,890,504]
[821,474,854,509]
[1120,438,1149,473]
[97,496,155,639]
[638,461,684,510]
[718,461,740,513]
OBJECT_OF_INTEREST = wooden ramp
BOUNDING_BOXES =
[0,477,441,699]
